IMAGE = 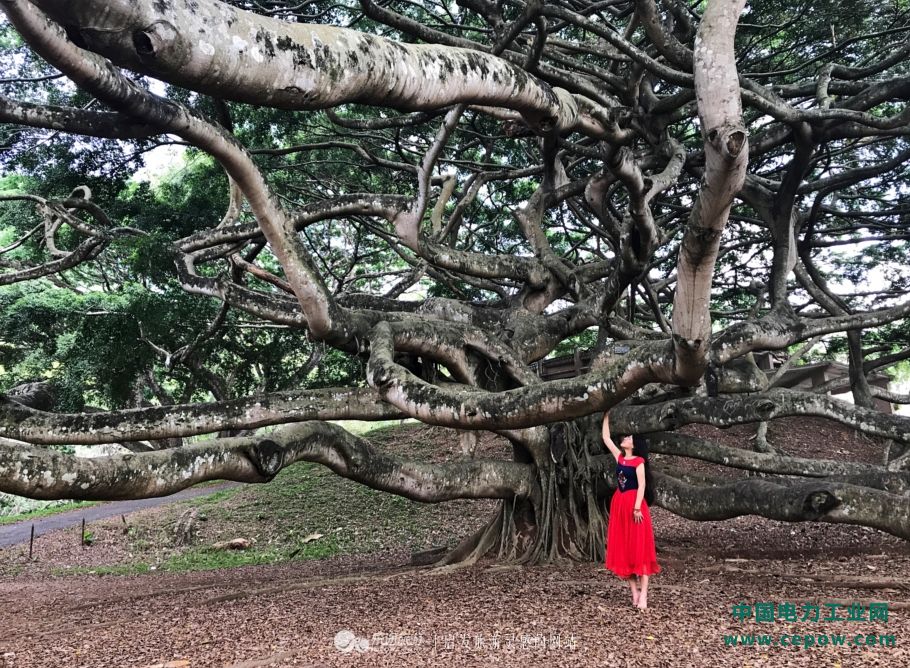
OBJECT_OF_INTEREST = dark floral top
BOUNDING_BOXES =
[616,455,642,492]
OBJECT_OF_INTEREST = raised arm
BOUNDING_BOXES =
[602,412,621,462]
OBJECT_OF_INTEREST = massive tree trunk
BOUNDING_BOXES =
[438,416,611,566]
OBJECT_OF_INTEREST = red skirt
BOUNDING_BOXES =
[605,489,661,579]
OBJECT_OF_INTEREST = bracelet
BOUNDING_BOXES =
[634,507,641,511]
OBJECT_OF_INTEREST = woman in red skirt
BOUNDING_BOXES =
[602,412,660,609]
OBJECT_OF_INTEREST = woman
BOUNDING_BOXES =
[602,411,661,609]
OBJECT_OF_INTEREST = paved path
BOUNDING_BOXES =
[0,482,240,548]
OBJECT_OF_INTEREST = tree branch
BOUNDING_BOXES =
[0,387,399,445]
[0,421,534,501]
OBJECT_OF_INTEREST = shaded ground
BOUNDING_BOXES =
[1,418,908,667]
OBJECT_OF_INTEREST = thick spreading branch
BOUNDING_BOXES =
[614,390,910,444]
[28,0,611,136]
[652,471,910,541]
[367,320,679,428]
[670,0,748,381]
[3,0,350,342]
[0,421,534,501]
[0,387,399,445]
[650,431,910,492]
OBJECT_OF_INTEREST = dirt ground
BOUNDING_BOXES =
[2,418,909,667]
[2,508,909,667]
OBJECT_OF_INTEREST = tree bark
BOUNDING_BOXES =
[670,0,748,382]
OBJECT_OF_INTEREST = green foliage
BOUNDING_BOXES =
[0,498,95,523]
[893,360,910,385]
[550,329,599,358]
[2,0,909,426]
[0,282,155,408]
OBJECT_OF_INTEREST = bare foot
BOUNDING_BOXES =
[632,589,640,606]
[636,591,648,609]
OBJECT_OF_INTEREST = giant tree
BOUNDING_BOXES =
[0,0,909,565]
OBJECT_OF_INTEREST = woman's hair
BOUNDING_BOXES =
[632,434,656,506]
